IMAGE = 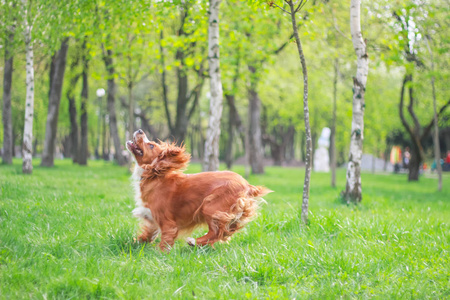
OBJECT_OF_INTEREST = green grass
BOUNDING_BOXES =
[1,159,449,299]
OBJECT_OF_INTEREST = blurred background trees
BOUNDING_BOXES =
[1,0,449,182]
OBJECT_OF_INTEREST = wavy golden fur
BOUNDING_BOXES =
[126,129,272,252]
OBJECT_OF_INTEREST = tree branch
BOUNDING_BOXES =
[421,98,450,140]
[272,2,291,15]
[406,76,421,132]
[399,74,415,142]
[159,30,173,133]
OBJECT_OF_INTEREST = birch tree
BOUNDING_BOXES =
[343,0,369,203]
[203,0,224,171]
[271,0,312,224]
[288,0,312,225]
[21,0,34,174]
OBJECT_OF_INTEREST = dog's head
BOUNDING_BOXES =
[126,129,162,166]
[126,129,190,177]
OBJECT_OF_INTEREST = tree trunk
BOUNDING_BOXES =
[67,85,79,163]
[286,126,295,162]
[288,0,312,224]
[344,0,369,203]
[330,58,338,188]
[266,125,294,166]
[21,0,34,174]
[2,27,14,165]
[102,112,107,160]
[431,78,442,190]
[225,95,235,169]
[126,51,136,141]
[102,47,126,165]
[159,30,174,135]
[247,86,265,174]
[66,57,80,163]
[173,59,189,142]
[62,135,71,158]
[95,95,102,159]
[270,142,284,166]
[408,145,421,181]
[79,42,89,165]
[203,0,224,171]
[426,37,442,191]
[41,38,69,167]
[127,81,135,140]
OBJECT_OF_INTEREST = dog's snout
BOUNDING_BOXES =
[133,129,144,140]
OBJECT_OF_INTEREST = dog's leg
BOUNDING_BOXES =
[138,220,159,243]
[195,221,220,247]
[158,223,178,252]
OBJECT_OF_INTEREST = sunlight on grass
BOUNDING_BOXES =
[1,159,449,298]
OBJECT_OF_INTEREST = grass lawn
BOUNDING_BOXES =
[1,159,449,299]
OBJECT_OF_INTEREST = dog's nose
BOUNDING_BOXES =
[137,129,143,134]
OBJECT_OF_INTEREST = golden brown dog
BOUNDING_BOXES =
[126,129,271,252]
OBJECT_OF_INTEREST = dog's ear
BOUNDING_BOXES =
[141,142,190,179]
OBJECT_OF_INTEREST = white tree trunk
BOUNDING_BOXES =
[21,0,34,174]
[344,0,369,203]
[287,0,312,225]
[203,0,224,172]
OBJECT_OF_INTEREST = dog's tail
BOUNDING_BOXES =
[247,185,273,198]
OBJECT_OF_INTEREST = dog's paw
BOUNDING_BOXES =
[186,237,196,247]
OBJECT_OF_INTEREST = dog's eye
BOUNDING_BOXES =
[149,144,154,149]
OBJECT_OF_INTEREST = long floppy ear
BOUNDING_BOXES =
[141,142,190,179]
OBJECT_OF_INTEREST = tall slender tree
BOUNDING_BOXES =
[78,38,89,165]
[272,0,312,224]
[287,0,312,225]
[343,0,369,203]
[203,0,224,171]
[21,0,34,174]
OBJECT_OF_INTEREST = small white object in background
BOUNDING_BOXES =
[314,127,331,172]
[96,88,105,97]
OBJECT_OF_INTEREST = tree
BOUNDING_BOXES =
[156,1,208,143]
[203,0,224,171]
[102,45,127,166]
[271,0,312,224]
[2,6,15,165]
[389,2,450,181]
[41,38,69,167]
[225,2,294,174]
[21,0,35,174]
[425,36,442,191]
[342,0,369,203]
[287,0,312,225]
[65,50,81,163]
[78,38,89,165]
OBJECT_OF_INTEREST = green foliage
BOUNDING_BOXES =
[1,0,448,163]
[1,160,449,298]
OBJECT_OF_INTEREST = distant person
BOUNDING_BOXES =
[403,147,411,168]
[390,146,402,173]
[444,150,450,172]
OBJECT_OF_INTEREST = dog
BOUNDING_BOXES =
[126,129,271,252]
